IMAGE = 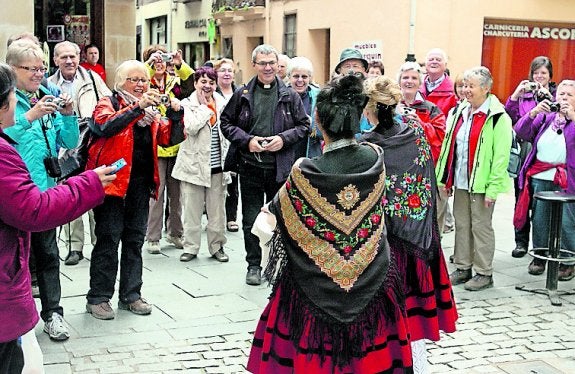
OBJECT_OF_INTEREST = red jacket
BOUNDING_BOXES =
[419,74,458,116]
[404,95,446,164]
[87,94,172,198]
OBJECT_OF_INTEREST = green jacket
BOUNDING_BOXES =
[435,95,512,200]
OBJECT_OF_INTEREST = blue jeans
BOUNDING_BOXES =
[239,163,283,270]
[531,178,575,263]
[87,179,149,305]
[30,229,63,321]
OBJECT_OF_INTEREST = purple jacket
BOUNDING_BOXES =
[505,93,537,125]
[514,112,575,193]
[0,130,105,342]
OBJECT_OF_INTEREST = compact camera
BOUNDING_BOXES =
[258,139,269,147]
[46,97,66,109]
[160,53,173,63]
[43,156,62,178]
[159,94,170,105]
[549,102,561,112]
[107,158,127,175]
[525,82,538,92]
[401,107,415,116]
[536,90,554,103]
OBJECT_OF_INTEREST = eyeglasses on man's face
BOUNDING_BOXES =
[19,66,47,74]
[125,77,150,84]
[254,60,277,67]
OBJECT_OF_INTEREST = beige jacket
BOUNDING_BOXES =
[172,91,231,188]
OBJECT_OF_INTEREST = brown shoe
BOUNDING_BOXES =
[528,259,546,275]
[558,264,575,281]
[118,298,152,315]
[464,274,493,291]
[449,268,472,285]
[86,301,115,320]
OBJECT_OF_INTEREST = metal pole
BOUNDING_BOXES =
[406,0,417,62]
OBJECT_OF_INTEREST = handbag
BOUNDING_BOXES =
[507,131,522,178]
[58,118,95,180]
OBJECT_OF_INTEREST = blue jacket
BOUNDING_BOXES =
[4,86,79,191]
[220,76,310,182]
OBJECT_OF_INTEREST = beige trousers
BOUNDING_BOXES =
[62,211,96,252]
[180,173,227,255]
[453,189,496,276]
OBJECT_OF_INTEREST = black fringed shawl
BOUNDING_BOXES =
[361,120,437,262]
[264,145,404,369]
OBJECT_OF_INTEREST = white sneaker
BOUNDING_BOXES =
[147,241,161,254]
[43,312,69,341]
[166,235,184,249]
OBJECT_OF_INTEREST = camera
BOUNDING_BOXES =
[401,107,415,116]
[258,139,269,147]
[536,90,554,103]
[159,94,170,105]
[525,82,538,92]
[46,97,66,109]
[160,53,173,63]
[549,102,561,112]
[43,156,62,178]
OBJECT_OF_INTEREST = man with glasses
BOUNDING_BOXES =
[48,41,111,266]
[220,44,309,285]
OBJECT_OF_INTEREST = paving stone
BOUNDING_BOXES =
[486,353,523,363]
[108,343,152,353]
[43,352,71,365]
[521,351,559,360]
[203,349,243,359]
[529,342,566,351]
[450,357,490,369]
[44,364,72,374]
[428,353,466,364]
[471,333,509,344]
[205,364,248,373]
[123,355,162,365]
[496,338,532,348]
[91,352,132,362]
[478,326,510,335]
[170,344,210,354]
[211,340,251,351]
[172,352,201,361]
[182,359,221,368]
[100,366,134,374]
[137,362,184,372]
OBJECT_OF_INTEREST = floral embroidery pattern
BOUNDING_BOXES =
[383,172,432,221]
[406,119,432,166]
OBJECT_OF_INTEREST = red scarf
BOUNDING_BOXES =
[513,159,567,229]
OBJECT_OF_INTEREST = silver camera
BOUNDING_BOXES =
[46,97,66,109]
[159,94,170,105]
[160,53,173,63]
[549,102,561,112]
[525,82,538,92]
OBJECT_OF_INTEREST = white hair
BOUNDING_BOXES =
[426,48,448,63]
[287,56,313,76]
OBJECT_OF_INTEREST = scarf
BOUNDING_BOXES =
[264,148,403,368]
[513,159,567,229]
[361,120,436,260]
[116,89,158,128]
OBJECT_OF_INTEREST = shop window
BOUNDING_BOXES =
[149,16,168,46]
[283,13,296,57]
[179,42,210,69]
[223,37,233,59]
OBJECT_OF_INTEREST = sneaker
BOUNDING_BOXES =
[442,225,454,234]
[166,235,184,249]
[449,268,472,285]
[464,274,493,291]
[43,312,70,341]
[227,221,239,232]
[212,248,229,262]
[246,267,262,286]
[118,298,152,315]
[528,259,546,275]
[64,250,83,266]
[558,264,575,281]
[511,245,528,258]
[180,252,197,262]
[147,241,161,254]
[86,301,115,320]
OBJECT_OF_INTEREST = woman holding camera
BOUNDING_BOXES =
[514,79,575,281]
[142,45,194,254]
[0,62,115,373]
[5,39,79,341]
[505,56,555,259]
[172,67,231,263]
[85,60,183,320]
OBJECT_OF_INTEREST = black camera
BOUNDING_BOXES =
[549,102,561,112]
[43,156,62,178]
[536,90,554,103]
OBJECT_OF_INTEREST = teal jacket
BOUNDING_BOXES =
[5,86,79,191]
[435,95,512,200]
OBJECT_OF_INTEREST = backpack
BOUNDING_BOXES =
[490,112,522,179]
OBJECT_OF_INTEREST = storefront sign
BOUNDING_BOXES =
[185,18,208,29]
[352,40,383,62]
[482,18,575,100]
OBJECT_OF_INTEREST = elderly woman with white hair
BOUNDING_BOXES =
[85,60,183,320]
[436,66,513,291]
[287,56,321,157]
[398,61,446,164]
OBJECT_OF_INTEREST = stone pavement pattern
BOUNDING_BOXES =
[36,190,575,373]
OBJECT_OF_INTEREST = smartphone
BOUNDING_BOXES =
[107,158,127,175]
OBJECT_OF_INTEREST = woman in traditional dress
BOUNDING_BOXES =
[247,74,413,373]
[360,75,458,372]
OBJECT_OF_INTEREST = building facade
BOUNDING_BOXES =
[0,0,136,88]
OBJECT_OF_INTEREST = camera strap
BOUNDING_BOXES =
[39,118,55,157]
[88,70,100,102]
